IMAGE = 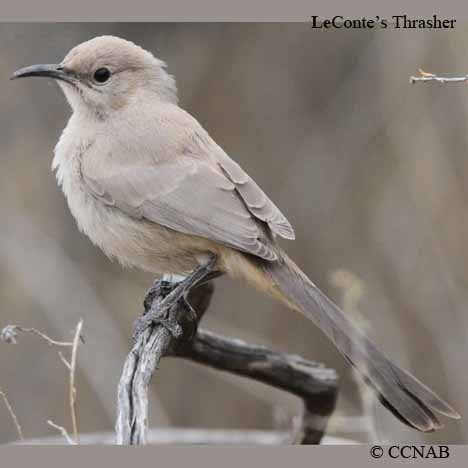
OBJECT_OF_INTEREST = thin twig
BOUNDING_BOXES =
[410,68,468,84]
[1,321,83,444]
[58,352,72,371]
[69,319,83,444]
[47,420,77,445]
[0,386,24,441]
[0,325,75,347]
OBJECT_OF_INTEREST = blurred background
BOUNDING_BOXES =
[0,23,468,444]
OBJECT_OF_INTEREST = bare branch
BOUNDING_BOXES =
[3,263,337,445]
[116,257,338,445]
[0,324,75,347]
[116,258,217,445]
[172,330,338,444]
[1,321,83,444]
[58,352,72,371]
[69,319,83,444]
[46,420,77,445]
[410,68,468,84]
[0,386,24,441]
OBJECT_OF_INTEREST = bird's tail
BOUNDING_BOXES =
[227,248,460,432]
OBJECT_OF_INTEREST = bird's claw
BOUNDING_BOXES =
[134,279,189,343]
[143,280,176,312]
[132,313,183,343]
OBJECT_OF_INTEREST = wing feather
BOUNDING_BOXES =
[83,158,278,261]
[216,153,295,240]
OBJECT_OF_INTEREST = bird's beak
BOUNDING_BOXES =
[10,63,75,85]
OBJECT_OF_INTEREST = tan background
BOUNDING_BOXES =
[0,23,467,444]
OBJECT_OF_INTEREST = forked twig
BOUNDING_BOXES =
[410,68,468,84]
[1,320,84,444]
[47,420,77,445]
[0,325,75,347]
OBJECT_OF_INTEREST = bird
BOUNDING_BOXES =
[11,35,460,432]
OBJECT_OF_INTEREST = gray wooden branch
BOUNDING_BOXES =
[116,262,338,445]
[171,330,338,444]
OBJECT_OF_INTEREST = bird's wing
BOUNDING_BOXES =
[214,152,295,240]
[82,157,279,261]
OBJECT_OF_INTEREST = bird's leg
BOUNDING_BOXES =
[132,254,219,342]
[142,279,175,313]
[133,281,187,341]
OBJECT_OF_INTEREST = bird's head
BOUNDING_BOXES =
[11,35,178,117]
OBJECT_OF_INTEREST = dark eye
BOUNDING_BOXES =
[93,67,111,83]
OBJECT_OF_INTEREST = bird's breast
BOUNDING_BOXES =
[53,132,216,274]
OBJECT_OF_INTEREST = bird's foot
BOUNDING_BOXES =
[133,255,218,343]
[132,310,184,343]
[133,279,197,343]
[142,279,176,312]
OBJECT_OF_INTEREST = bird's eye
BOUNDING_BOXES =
[93,67,111,83]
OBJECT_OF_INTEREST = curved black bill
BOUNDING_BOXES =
[10,64,73,84]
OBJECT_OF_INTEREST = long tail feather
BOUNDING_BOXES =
[260,250,460,432]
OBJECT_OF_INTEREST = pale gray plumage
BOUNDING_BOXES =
[83,157,280,261]
[12,35,460,433]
